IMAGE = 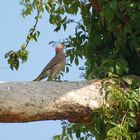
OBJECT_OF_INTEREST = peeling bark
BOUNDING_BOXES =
[0,80,104,123]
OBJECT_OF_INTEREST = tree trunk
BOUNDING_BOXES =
[0,80,104,123]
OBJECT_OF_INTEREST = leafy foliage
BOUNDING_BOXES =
[5,45,28,70]
[5,0,42,70]
[53,121,94,140]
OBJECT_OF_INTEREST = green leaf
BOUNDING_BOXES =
[63,0,72,6]
[115,59,128,75]
[45,3,51,12]
[37,31,40,38]
[49,14,55,24]
[65,66,69,73]
[18,49,28,63]
[109,0,117,10]
[75,56,79,65]
[53,135,61,140]
[54,25,61,32]
[70,53,74,63]
[128,100,134,110]
[8,56,19,71]
[63,23,67,31]
[5,50,14,58]
[128,112,136,118]
[102,4,115,23]
[66,63,72,67]
[129,118,137,128]
[122,76,133,85]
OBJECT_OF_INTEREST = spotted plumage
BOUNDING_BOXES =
[33,44,66,81]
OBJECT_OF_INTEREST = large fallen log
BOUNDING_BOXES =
[0,80,104,123]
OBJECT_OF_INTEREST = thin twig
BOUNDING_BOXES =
[25,10,40,48]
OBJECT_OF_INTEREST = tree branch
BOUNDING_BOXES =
[0,80,104,123]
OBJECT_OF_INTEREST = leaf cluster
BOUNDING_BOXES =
[5,45,28,70]
[53,121,94,140]
[5,0,41,70]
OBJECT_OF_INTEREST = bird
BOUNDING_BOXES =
[33,44,66,81]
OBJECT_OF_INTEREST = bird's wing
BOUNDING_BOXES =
[33,56,58,81]
[33,51,65,81]
[40,55,60,74]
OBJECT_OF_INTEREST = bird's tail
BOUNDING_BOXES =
[33,77,41,81]
[33,74,45,81]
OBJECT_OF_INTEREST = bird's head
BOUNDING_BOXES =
[55,44,65,54]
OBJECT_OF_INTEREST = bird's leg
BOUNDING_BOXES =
[54,75,61,82]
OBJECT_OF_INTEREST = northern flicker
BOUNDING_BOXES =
[33,44,66,81]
